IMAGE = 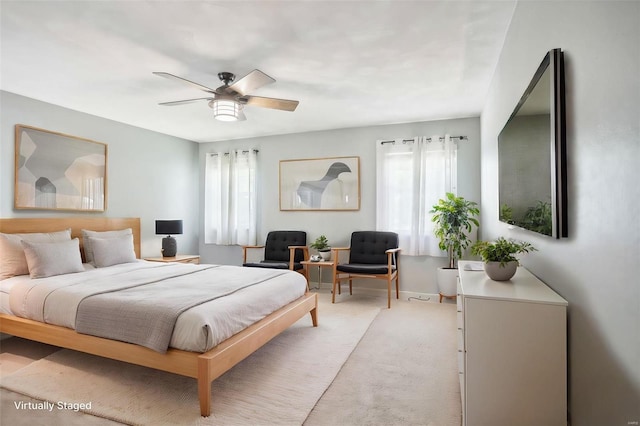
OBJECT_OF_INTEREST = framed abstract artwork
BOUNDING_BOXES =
[279,156,360,211]
[14,125,108,211]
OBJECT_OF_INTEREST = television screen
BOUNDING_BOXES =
[498,49,567,238]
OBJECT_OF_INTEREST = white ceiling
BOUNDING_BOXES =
[0,1,515,143]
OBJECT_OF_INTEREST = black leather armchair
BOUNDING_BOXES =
[242,231,309,280]
[331,231,400,308]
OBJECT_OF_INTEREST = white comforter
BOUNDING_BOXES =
[6,260,307,352]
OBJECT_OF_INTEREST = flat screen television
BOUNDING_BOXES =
[498,48,567,238]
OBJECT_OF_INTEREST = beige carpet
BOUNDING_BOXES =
[304,296,461,425]
[1,295,380,426]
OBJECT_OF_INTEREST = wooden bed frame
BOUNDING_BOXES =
[0,217,318,416]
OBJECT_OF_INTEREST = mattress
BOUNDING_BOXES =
[0,291,11,315]
[5,260,307,352]
[0,263,96,315]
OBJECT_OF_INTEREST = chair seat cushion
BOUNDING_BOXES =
[243,261,303,271]
[337,263,395,275]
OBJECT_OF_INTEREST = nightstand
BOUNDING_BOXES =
[144,255,200,264]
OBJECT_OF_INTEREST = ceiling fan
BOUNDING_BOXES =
[153,69,299,122]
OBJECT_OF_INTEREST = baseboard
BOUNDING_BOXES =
[309,282,442,304]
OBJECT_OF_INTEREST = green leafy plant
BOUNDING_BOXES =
[310,235,330,251]
[430,193,480,269]
[471,237,537,266]
[522,201,552,236]
[500,203,514,224]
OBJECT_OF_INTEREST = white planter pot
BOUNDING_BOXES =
[484,261,517,281]
[319,250,332,261]
[436,267,458,297]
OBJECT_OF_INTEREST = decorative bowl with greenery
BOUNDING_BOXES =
[471,237,536,265]
[471,237,537,281]
[310,235,331,260]
[430,192,480,269]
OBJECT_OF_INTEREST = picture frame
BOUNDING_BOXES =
[279,156,360,211]
[14,125,108,212]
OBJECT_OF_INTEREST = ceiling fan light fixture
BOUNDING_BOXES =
[155,69,298,121]
[210,99,242,122]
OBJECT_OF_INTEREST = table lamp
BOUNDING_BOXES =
[155,220,183,257]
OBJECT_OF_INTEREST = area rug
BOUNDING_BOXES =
[1,295,380,426]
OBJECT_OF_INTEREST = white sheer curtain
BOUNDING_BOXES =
[376,135,457,256]
[204,149,257,246]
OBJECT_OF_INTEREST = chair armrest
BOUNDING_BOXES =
[331,247,351,252]
[331,247,350,267]
[288,246,309,269]
[386,248,401,270]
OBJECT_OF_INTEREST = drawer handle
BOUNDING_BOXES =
[457,327,462,330]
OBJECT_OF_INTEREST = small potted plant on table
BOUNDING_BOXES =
[310,235,331,261]
[471,237,537,281]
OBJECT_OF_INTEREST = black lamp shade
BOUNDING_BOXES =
[155,220,183,236]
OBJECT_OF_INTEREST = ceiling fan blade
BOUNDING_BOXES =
[228,69,275,96]
[158,97,213,106]
[153,72,216,93]
[244,95,299,111]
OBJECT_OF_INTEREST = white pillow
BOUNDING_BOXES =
[21,238,84,279]
[0,229,72,280]
[82,228,132,264]
[89,234,137,268]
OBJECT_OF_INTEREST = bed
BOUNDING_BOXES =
[0,217,318,416]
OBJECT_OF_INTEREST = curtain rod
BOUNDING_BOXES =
[379,136,468,145]
[208,149,259,156]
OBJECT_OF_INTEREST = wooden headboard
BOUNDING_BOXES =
[0,217,141,259]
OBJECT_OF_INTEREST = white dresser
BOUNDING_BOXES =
[457,261,568,426]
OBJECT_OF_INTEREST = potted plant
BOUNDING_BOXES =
[471,237,537,281]
[430,193,480,300]
[310,235,331,261]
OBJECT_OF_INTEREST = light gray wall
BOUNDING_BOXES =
[199,117,481,295]
[480,2,639,424]
[0,91,200,258]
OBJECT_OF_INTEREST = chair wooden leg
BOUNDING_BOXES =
[332,277,337,303]
[387,279,392,309]
[349,279,353,295]
[395,275,399,299]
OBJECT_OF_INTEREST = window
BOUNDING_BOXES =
[376,135,457,255]
[204,149,258,246]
